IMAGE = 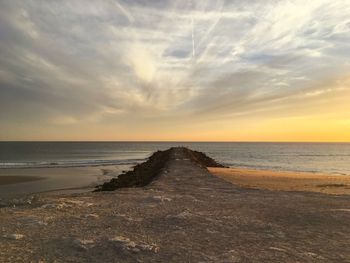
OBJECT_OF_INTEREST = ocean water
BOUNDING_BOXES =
[1,142,350,175]
[1,142,350,198]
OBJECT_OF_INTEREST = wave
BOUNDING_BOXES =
[0,158,146,169]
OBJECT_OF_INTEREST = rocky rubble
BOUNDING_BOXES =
[95,147,224,191]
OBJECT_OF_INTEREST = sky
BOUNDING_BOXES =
[1,0,350,142]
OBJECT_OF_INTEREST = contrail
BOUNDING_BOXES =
[191,15,195,57]
[114,0,134,23]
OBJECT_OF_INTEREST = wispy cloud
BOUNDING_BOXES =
[191,14,195,58]
[0,0,350,140]
[113,0,135,23]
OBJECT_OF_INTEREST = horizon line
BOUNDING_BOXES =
[0,140,350,143]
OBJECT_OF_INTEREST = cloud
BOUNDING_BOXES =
[0,0,350,139]
[124,43,156,83]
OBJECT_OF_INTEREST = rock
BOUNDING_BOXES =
[41,200,94,210]
[109,236,136,251]
[37,260,50,263]
[58,199,94,207]
[21,216,48,226]
[152,195,172,202]
[166,211,192,220]
[219,249,241,263]
[96,147,224,191]
[41,203,68,209]
[205,229,219,234]
[84,213,99,219]
[3,234,25,240]
[26,195,40,205]
[73,238,95,250]
[40,204,56,209]
[0,196,37,208]
[138,244,160,253]
[331,209,350,212]
[109,236,132,245]
[113,213,142,222]
[109,236,159,253]
[304,252,318,257]
[269,247,287,252]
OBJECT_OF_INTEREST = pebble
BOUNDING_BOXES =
[152,195,172,202]
[166,211,192,220]
[3,234,25,240]
[84,213,99,219]
[21,216,48,226]
[109,236,159,253]
[269,247,287,252]
[73,238,95,250]
[138,244,160,253]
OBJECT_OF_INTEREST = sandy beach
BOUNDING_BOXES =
[209,167,350,195]
[1,148,349,262]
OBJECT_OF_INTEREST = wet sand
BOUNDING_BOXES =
[0,166,130,198]
[209,167,350,195]
[0,175,45,185]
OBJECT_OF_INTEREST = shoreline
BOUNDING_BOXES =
[2,163,349,197]
[2,164,350,196]
[209,167,350,195]
[0,165,131,199]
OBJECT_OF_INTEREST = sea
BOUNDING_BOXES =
[1,142,350,198]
